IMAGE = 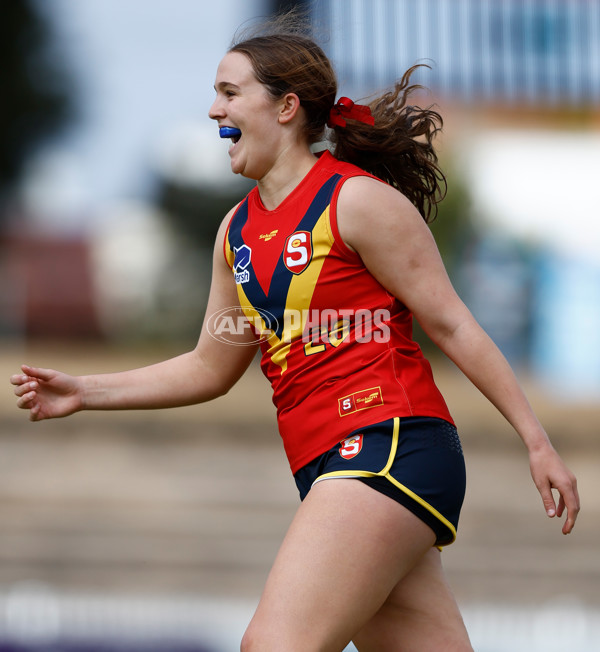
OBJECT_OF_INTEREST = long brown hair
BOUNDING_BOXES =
[332,66,446,222]
[229,14,446,222]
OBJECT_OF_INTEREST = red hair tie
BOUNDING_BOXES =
[327,97,375,129]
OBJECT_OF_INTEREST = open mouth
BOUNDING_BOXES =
[219,126,242,143]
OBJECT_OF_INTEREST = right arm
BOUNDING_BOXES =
[10,211,259,421]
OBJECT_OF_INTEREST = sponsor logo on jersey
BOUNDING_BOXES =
[338,387,384,416]
[284,231,312,274]
[339,434,363,460]
[259,230,279,242]
[233,244,252,284]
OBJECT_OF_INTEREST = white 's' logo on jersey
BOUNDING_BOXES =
[284,231,312,274]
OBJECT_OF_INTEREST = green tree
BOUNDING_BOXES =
[0,0,75,213]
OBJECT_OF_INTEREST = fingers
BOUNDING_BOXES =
[538,483,557,518]
[20,364,55,381]
[10,373,29,387]
[12,379,38,397]
[28,402,42,421]
[560,477,580,535]
[530,446,580,535]
[10,364,48,386]
[14,383,37,408]
[10,364,53,399]
[539,477,580,535]
[13,389,40,421]
[10,367,39,404]
[10,365,46,421]
[556,494,565,518]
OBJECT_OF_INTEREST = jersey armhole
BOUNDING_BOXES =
[222,202,245,270]
[223,222,233,270]
[329,173,372,261]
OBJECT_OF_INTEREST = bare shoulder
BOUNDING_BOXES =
[337,175,429,252]
[335,176,462,332]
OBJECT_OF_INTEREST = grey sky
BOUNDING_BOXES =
[36,0,267,207]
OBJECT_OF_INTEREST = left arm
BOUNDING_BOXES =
[337,176,580,534]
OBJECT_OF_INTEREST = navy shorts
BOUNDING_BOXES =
[294,417,466,547]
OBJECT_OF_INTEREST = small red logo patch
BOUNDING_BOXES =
[338,387,383,417]
[339,434,363,460]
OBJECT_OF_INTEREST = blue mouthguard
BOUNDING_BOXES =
[219,126,242,139]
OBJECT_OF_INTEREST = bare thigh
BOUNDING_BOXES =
[352,548,473,651]
[240,478,437,652]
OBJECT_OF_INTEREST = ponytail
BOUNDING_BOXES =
[330,65,446,223]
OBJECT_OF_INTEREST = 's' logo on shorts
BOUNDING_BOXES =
[339,434,363,460]
[338,386,384,416]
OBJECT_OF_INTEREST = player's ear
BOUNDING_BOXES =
[278,92,301,124]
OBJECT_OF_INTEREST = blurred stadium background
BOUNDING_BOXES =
[1,0,599,650]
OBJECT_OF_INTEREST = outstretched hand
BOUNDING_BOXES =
[10,364,82,421]
[529,443,580,535]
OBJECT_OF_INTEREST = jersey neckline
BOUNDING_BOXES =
[251,150,335,215]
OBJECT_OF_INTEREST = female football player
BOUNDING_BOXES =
[11,13,579,651]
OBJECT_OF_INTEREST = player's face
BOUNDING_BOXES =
[209,52,284,180]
